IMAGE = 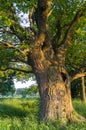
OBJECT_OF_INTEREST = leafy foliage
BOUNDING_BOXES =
[0,46,15,68]
[0,73,15,95]
[0,0,86,122]
[71,79,81,98]
[27,85,38,95]
[66,42,86,73]
[0,0,85,77]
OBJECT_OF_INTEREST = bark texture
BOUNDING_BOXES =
[27,0,86,123]
[29,47,82,122]
[81,77,86,102]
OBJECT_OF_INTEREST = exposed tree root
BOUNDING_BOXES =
[68,111,86,123]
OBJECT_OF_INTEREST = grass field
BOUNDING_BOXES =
[0,98,86,130]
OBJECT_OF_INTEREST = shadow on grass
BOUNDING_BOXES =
[0,103,30,118]
[0,98,41,120]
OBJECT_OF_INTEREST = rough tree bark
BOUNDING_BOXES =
[29,46,85,122]
[81,76,86,102]
[27,0,86,122]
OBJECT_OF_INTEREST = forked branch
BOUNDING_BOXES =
[71,72,86,81]
[62,10,83,45]
[33,0,52,47]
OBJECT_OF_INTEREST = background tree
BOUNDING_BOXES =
[0,0,86,123]
[71,79,81,98]
[81,75,86,102]
[27,85,38,96]
[0,73,15,96]
[21,88,27,98]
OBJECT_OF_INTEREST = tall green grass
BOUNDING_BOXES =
[0,98,86,130]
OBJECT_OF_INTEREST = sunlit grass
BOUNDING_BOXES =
[0,98,86,130]
[73,99,86,118]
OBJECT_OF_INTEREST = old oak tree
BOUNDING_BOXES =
[0,0,86,122]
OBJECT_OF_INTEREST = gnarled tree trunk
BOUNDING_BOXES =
[27,0,86,123]
[38,72,74,121]
[29,47,84,123]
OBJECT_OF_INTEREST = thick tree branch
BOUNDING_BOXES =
[52,20,62,52]
[62,10,83,45]
[29,7,35,29]
[56,9,84,65]
[33,0,52,47]
[61,1,86,46]
[71,72,86,81]
[48,3,56,17]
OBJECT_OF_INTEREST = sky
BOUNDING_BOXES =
[14,79,36,89]
[18,10,30,27]
[13,10,33,89]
